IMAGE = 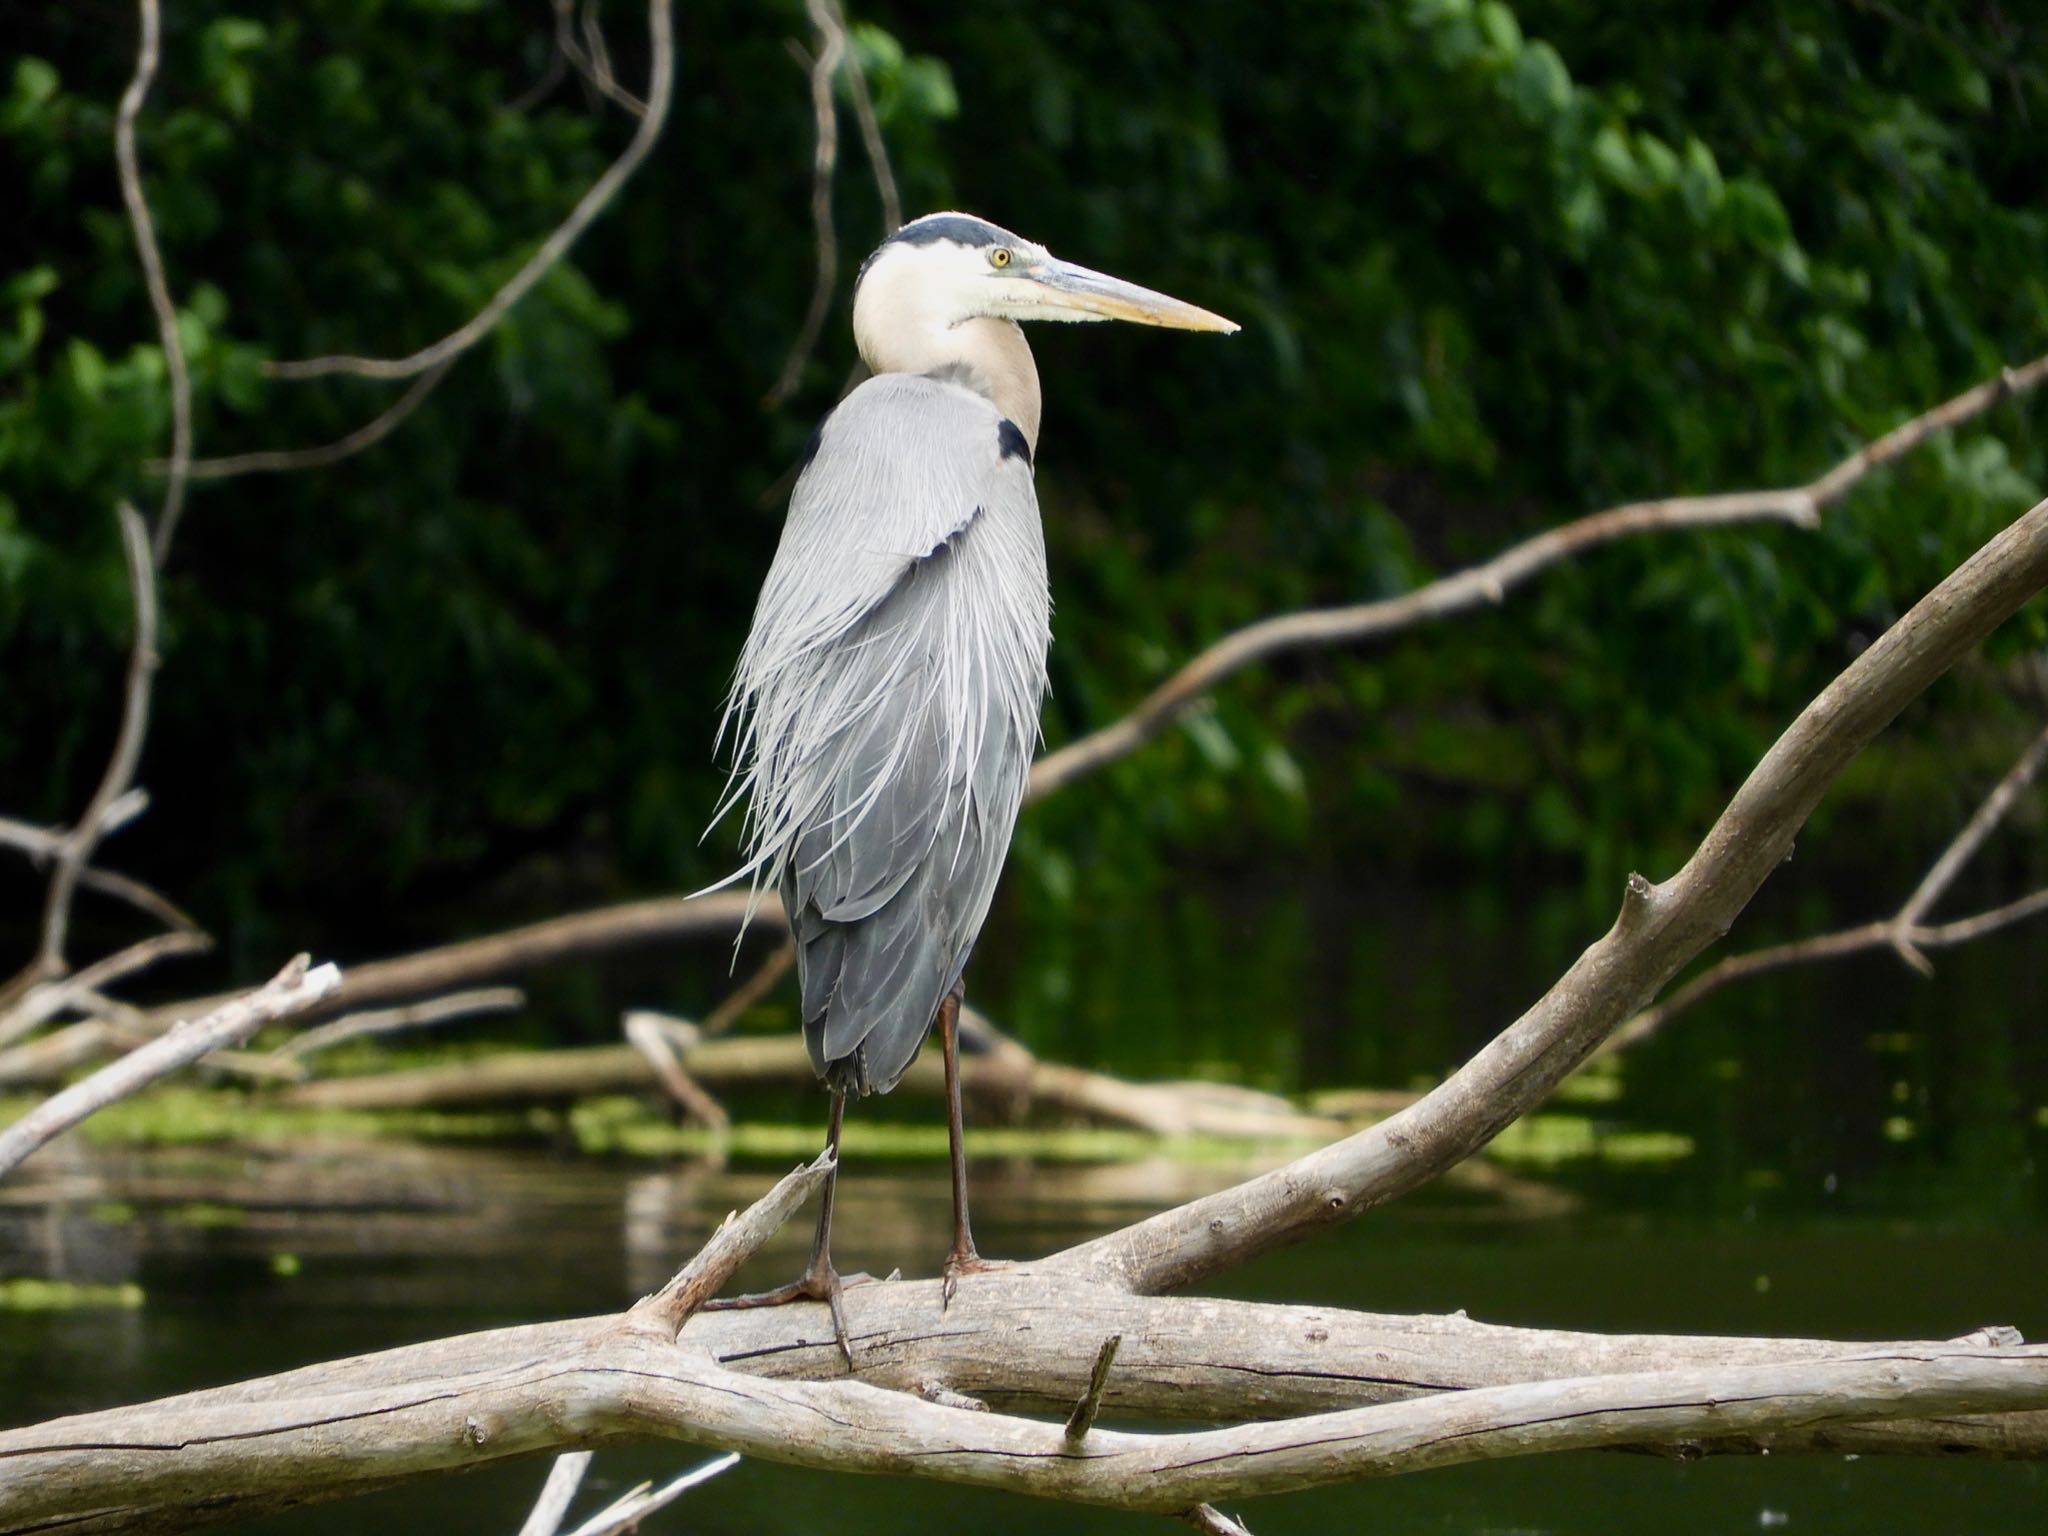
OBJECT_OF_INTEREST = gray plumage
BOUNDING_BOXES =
[717,373,1050,1094]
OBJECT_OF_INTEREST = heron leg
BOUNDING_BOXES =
[701,1088,854,1366]
[939,989,1006,1306]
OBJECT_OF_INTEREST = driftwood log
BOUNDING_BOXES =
[274,1027,1344,1141]
[5,496,2047,1533]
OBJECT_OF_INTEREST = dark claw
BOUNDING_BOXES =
[703,1260,855,1368]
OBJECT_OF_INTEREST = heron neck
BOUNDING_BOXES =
[861,316,1042,451]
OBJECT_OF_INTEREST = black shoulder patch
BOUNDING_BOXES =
[996,419,1033,468]
[796,408,832,474]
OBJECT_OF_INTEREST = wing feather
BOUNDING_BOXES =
[719,374,1048,1094]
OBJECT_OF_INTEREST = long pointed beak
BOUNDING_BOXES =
[1013,257,1240,333]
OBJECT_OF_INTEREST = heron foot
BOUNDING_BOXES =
[940,1248,1014,1310]
[703,1262,856,1368]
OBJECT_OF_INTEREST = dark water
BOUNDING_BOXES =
[3,881,2046,1533]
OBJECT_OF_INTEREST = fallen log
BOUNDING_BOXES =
[276,1032,1344,1141]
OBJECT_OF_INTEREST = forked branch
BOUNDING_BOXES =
[265,0,674,382]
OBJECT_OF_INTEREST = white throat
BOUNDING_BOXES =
[852,244,1044,450]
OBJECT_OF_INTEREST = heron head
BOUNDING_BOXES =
[852,213,1239,366]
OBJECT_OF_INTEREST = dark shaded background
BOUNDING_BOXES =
[4,0,2046,1032]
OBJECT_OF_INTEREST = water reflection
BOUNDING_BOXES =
[2,875,2045,1531]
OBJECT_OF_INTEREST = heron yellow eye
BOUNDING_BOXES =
[988,247,1012,269]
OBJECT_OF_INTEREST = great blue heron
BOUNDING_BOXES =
[708,212,1236,1348]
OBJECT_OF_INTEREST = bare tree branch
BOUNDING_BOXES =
[2,1313,2043,1530]
[1041,494,2048,1294]
[0,955,341,1181]
[0,929,212,1051]
[1894,718,2048,931]
[558,1454,740,1536]
[146,891,773,1029]
[275,985,525,1061]
[1605,718,2048,1052]
[113,0,192,564]
[515,1452,591,1536]
[266,0,673,382]
[700,938,795,1036]
[567,0,647,118]
[622,1012,730,1129]
[4,507,161,1008]
[0,815,197,934]
[173,358,456,480]
[616,1149,835,1340]
[838,9,901,235]
[763,0,850,407]
[1026,353,2048,802]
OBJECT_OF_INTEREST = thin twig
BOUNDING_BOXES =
[616,1149,835,1340]
[276,985,524,1060]
[838,8,901,235]
[0,816,198,934]
[1606,720,2048,1052]
[1065,1334,1123,1442]
[7,507,160,1003]
[762,0,848,406]
[504,35,569,115]
[1026,353,2048,803]
[1895,721,2048,930]
[700,939,795,1036]
[173,359,456,480]
[0,929,213,1051]
[622,1012,730,1129]
[113,0,191,564]
[1178,1506,1254,1536]
[571,0,646,118]
[515,1451,592,1536]
[0,955,341,1181]
[559,1454,741,1536]
[266,0,673,381]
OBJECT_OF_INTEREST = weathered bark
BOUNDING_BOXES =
[3,1267,2043,1535]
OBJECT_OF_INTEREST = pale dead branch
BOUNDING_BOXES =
[266,0,673,382]
[275,985,525,1061]
[558,1454,740,1536]
[0,815,197,934]
[2,1300,2043,1531]
[0,929,212,1051]
[700,938,795,1036]
[148,891,772,1030]
[276,1028,1340,1141]
[622,1011,730,1130]
[617,1150,835,1340]
[515,1452,592,1536]
[3,507,162,1008]
[838,10,901,236]
[1604,718,2048,1053]
[173,358,456,480]
[763,0,850,407]
[0,955,341,1180]
[1178,1505,1254,1536]
[1025,353,2048,802]
[566,0,647,119]
[113,0,191,564]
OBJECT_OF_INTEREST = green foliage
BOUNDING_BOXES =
[4,2,2045,987]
